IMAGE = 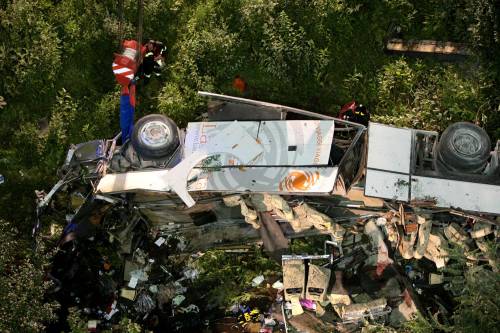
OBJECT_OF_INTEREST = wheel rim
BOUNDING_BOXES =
[140,120,171,147]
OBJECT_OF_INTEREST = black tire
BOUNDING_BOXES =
[131,114,180,159]
[436,122,491,173]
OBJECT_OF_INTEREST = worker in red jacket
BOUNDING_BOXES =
[135,40,167,84]
[112,40,166,142]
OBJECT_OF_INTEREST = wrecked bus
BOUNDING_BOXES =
[37,92,499,331]
[37,91,500,227]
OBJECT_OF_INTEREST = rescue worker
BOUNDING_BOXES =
[232,74,247,95]
[135,40,167,84]
[339,101,370,126]
[120,84,136,142]
[349,104,370,126]
[113,39,166,142]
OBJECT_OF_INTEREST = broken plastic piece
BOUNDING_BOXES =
[414,219,432,259]
[399,230,417,259]
[364,219,393,275]
[104,301,119,320]
[172,295,186,307]
[313,303,325,318]
[299,299,316,311]
[183,268,199,281]
[128,276,139,289]
[128,269,149,288]
[251,275,265,287]
[272,280,284,290]
[179,304,200,313]
[424,233,449,268]
[376,217,387,226]
[444,223,468,245]
[120,288,136,300]
[96,151,210,207]
[389,290,418,326]
[290,298,304,316]
[470,222,493,238]
[87,320,98,332]
[329,271,351,306]
[155,237,166,247]
[429,273,444,285]
[339,298,388,323]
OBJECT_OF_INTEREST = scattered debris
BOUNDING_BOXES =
[37,95,498,331]
[251,275,265,287]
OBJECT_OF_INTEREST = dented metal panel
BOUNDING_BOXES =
[183,121,262,165]
[258,120,334,166]
[367,123,412,173]
[187,167,338,194]
[365,122,412,201]
[365,169,410,201]
[410,176,500,214]
[183,120,334,166]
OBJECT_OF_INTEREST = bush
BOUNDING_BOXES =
[373,59,487,132]
[0,220,58,332]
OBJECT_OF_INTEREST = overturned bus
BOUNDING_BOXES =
[37,91,500,238]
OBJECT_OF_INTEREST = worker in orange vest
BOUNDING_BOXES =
[232,75,247,95]
[112,40,166,142]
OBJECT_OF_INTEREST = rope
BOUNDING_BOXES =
[117,0,124,49]
[136,0,144,63]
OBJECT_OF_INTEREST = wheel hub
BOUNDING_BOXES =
[452,132,480,156]
[140,121,171,147]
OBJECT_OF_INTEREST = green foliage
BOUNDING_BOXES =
[192,248,280,308]
[402,313,436,333]
[451,266,500,333]
[67,308,144,333]
[0,0,61,101]
[373,59,487,132]
[442,241,500,333]
[0,0,500,328]
[157,82,204,127]
[117,317,143,333]
[290,235,331,255]
[67,307,87,333]
[79,91,121,140]
[0,220,58,332]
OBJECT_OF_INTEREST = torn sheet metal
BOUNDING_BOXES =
[97,151,209,207]
[410,176,500,215]
[339,298,390,324]
[365,169,410,201]
[184,120,334,166]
